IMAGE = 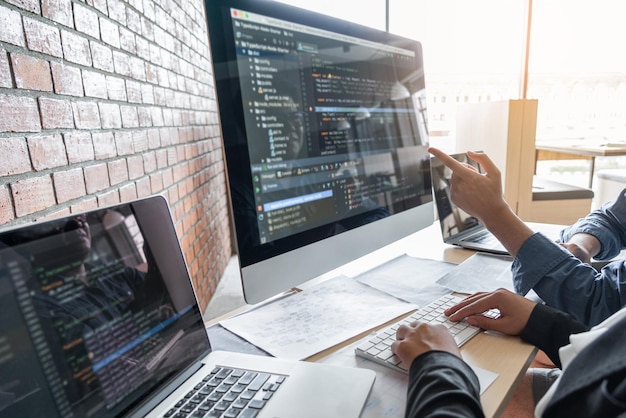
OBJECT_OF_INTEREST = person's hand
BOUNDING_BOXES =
[391,322,461,369]
[428,147,510,222]
[429,147,535,256]
[444,289,536,336]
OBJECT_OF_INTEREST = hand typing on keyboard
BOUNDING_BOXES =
[391,321,462,370]
[444,288,536,336]
[386,289,536,372]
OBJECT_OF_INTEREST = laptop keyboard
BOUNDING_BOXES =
[355,294,499,373]
[164,366,287,418]
[461,230,497,245]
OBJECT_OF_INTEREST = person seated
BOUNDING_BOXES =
[392,288,626,417]
[429,147,626,326]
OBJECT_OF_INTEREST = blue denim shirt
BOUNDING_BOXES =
[512,188,626,326]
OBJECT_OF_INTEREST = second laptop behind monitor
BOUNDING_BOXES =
[431,152,563,255]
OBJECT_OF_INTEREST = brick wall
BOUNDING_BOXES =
[0,0,232,311]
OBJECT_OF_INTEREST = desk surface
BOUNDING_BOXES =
[209,223,536,418]
[536,140,626,157]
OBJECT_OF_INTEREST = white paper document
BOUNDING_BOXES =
[436,252,514,294]
[356,254,455,307]
[219,276,417,360]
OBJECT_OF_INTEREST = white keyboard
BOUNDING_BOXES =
[355,294,497,373]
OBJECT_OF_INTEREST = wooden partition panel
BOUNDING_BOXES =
[454,99,538,219]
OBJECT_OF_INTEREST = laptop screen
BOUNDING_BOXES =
[430,153,482,239]
[0,197,211,417]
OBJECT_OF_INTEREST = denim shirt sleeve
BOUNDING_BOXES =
[512,232,626,326]
[559,188,626,260]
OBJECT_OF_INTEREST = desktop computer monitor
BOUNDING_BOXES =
[205,0,434,303]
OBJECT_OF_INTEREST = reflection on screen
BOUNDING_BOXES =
[431,153,482,239]
[230,8,431,245]
[0,201,209,417]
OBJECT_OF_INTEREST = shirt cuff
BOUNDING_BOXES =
[512,233,572,295]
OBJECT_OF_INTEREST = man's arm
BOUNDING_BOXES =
[518,304,588,368]
[445,289,589,368]
[405,351,484,418]
[391,322,484,417]
[560,188,626,260]
[513,233,626,326]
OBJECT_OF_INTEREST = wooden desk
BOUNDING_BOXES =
[535,140,626,188]
[208,223,536,418]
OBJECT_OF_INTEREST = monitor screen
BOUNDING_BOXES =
[206,0,434,303]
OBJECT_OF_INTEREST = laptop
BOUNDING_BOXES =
[0,195,374,418]
[431,153,563,255]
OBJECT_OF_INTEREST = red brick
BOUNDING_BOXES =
[140,83,154,104]
[137,107,152,127]
[150,172,163,194]
[114,131,134,155]
[161,108,173,126]
[11,175,56,217]
[100,17,120,48]
[42,0,72,27]
[143,151,156,173]
[74,3,100,39]
[0,137,31,175]
[82,70,107,98]
[90,41,114,72]
[72,101,101,129]
[23,17,62,58]
[105,75,127,101]
[129,56,145,81]
[0,5,25,47]
[156,149,167,169]
[127,0,141,14]
[27,134,68,170]
[97,189,120,206]
[64,132,94,163]
[142,1,154,22]
[126,80,142,103]
[112,51,131,77]
[61,29,92,66]
[132,130,148,152]
[12,53,53,91]
[120,105,139,128]
[0,49,10,88]
[92,131,117,159]
[107,0,126,25]
[151,107,164,127]
[119,26,136,54]
[39,97,74,129]
[5,0,39,14]
[147,128,160,149]
[70,197,98,214]
[84,163,109,193]
[98,190,120,207]
[135,177,151,197]
[108,159,128,185]
[119,183,137,202]
[98,102,122,128]
[53,167,86,203]
[126,155,144,179]
[136,37,150,60]
[0,94,41,132]
[91,0,107,15]
[0,186,14,225]
[126,7,141,33]
[51,62,84,97]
